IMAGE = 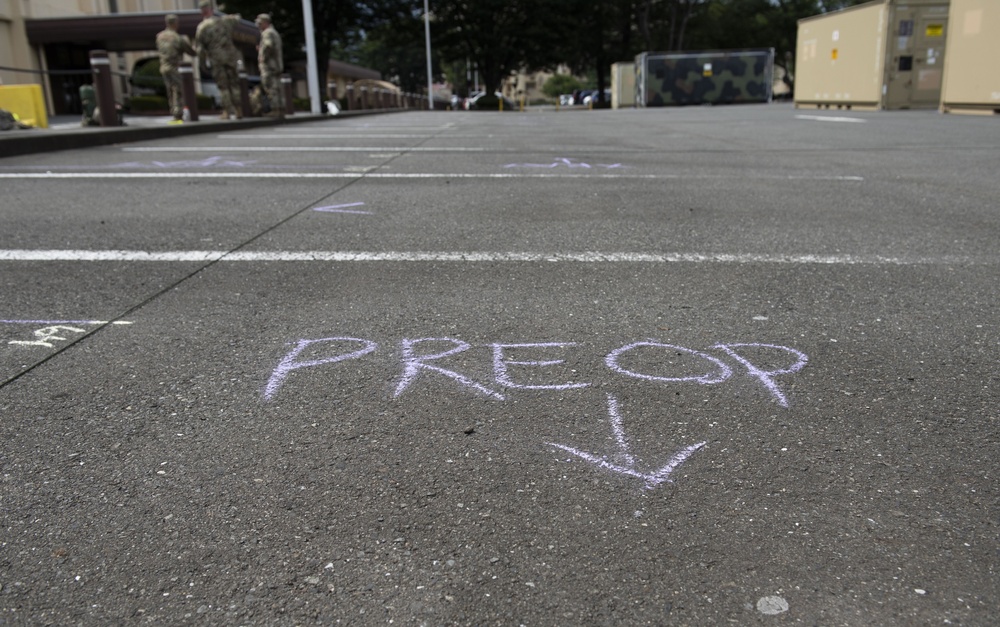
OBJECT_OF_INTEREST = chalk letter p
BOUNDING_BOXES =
[264,337,377,401]
[712,343,808,407]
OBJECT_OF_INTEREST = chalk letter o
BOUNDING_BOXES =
[606,341,731,384]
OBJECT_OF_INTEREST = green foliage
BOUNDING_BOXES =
[542,74,582,99]
[127,95,168,112]
[196,94,216,110]
[293,97,311,111]
[131,58,166,97]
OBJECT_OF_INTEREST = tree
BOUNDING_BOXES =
[221,0,371,102]
[431,0,568,95]
[542,74,583,99]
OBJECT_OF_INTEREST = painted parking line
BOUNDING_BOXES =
[0,172,865,181]
[121,146,490,153]
[795,115,867,123]
[0,249,983,265]
[221,134,489,139]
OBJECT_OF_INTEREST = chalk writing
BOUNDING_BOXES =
[606,341,731,384]
[711,343,808,408]
[264,337,377,401]
[547,393,706,489]
[264,336,808,406]
[8,325,86,348]
[313,202,372,215]
[491,342,589,391]
[395,338,504,400]
[504,158,624,169]
[114,156,258,168]
[3,320,134,348]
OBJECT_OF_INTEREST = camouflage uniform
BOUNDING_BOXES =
[256,15,284,116]
[156,18,196,119]
[196,12,243,118]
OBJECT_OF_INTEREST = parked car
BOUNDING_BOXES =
[582,89,611,106]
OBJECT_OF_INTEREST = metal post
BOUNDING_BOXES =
[424,0,433,110]
[238,61,252,117]
[300,0,321,114]
[281,74,294,116]
[179,62,199,121]
[89,50,118,127]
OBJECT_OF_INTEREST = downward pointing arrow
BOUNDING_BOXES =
[547,394,706,489]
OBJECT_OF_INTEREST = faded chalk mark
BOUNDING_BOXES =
[504,157,624,170]
[114,156,258,168]
[546,393,706,489]
[313,202,372,215]
[8,325,86,348]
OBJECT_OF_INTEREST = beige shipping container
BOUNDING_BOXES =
[795,0,950,110]
[611,62,636,109]
[940,0,1000,114]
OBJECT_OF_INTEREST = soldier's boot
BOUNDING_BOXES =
[219,110,231,120]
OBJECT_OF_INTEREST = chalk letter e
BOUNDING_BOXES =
[264,337,377,401]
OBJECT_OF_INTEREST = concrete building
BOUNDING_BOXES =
[1,1,384,116]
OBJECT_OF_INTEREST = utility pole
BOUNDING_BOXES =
[301,0,321,114]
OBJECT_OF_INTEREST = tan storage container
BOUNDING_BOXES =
[940,0,1000,114]
[795,0,950,110]
[611,62,635,109]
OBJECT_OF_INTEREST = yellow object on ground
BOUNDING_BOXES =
[0,84,49,128]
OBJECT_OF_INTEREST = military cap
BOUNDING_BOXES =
[198,0,212,8]
[255,13,272,25]
[165,13,178,25]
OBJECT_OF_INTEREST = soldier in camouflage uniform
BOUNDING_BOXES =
[156,14,196,120]
[255,13,284,118]
[195,0,243,119]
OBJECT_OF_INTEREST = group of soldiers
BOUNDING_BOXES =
[155,0,283,121]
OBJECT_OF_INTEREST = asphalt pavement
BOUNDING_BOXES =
[0,103,998,625]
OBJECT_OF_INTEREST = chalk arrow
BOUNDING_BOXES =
[546,393,705,489]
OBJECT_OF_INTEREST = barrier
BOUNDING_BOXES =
[0,84,49,128]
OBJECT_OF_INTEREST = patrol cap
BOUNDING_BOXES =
[255,13,272,25]
[165,13,178,25]
[198,0,212,9]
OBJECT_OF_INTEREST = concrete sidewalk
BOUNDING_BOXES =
[0,109,402,158]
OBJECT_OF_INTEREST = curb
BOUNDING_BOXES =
[0,108,404,158]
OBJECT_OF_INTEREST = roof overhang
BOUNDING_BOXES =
[25,11,259,53]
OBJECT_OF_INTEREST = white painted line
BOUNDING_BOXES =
[121,146,489,152]
[0,172,865,181]
[795,115,867,123]
[222,134,471,139]
[0,249,980,265]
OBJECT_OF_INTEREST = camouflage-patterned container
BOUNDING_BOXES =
[636,49,774,107]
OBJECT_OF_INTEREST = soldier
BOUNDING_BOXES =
[195,0,243,120]
[255,13,284,118]
[156,14,196,121]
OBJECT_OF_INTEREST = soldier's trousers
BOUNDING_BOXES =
[261,71,284,113]
[213,63,241,114]
[161,69,183,118]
